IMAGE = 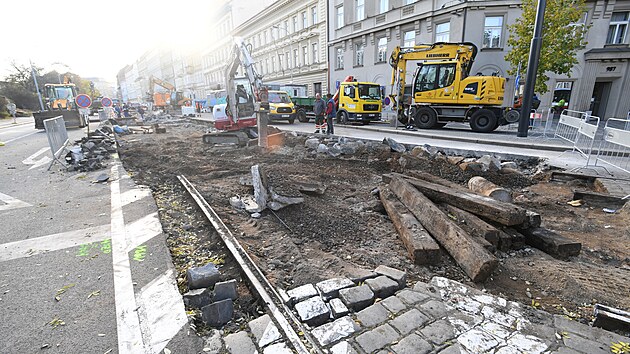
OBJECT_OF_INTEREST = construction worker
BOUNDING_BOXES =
[325,93,336,135]
[313,93,325,133]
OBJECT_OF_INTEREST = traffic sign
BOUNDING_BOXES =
[7,103,16,115]
[101,97,113,108]
[75,94,92,108]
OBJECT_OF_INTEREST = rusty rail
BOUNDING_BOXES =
[177,175,320,354]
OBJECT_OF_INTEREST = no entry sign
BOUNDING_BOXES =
[75,94,92,108]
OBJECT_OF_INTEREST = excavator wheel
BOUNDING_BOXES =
[414,107,437,129]
[470,109,498,133]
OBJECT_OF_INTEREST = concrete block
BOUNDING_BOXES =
[477,155,501,171]
[389,308,430,335]
[355,323,400,353]
[374,265,407,288]
[224,331,257,354]
[287,284,317,305]
[356,303,390,328]
[330,341,358,354]
[347,269,378,283]
[263,342,292,354]
[396,289,430,305]
[316,278,355,299]
[365,276,399,299]
[213,279,238,302]
[339,285,375,312]
[391,333,432,354]
[294,296,330,327]
[419,319,456,346]
[186,263,220,290]
[183,287,213,309]
[417,299,448,320]
[201,298,233,327]
[248,314,281,347]
[381,295,408,314]
[329,298,349,318]
[311,316,360,346]
[305,138,320,149]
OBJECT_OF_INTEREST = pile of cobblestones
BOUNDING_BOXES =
[202,265,627,353]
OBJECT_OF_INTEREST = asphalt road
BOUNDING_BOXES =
[0,117,201,354]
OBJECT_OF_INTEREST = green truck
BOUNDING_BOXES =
[291,96,317,123]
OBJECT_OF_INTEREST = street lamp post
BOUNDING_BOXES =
[271,25,294,84]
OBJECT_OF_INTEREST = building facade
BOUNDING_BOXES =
[233,0,329,97]
[328,0,630,119]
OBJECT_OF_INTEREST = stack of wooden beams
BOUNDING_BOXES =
[380,173,581,282]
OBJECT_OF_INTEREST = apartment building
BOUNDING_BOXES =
[328,0,630,119]
[227,0,329,97]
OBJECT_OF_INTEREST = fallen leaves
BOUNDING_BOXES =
[55,284,76,301]
[611,341,630,354]
[87,290,101,299]
[48,317,65,329]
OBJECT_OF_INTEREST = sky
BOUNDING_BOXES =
[0,0,218,82]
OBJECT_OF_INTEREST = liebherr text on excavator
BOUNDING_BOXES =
[390,42,519,132]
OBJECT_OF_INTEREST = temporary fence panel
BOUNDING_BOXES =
[43,116,70,170]
[573,115,600,165]
[595,118,630,174]
[553,109,585,145]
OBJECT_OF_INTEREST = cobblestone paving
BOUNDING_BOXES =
[202,266,628,353]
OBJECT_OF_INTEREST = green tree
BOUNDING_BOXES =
[505,0,589,94]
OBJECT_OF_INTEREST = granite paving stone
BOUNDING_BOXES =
[396,289,430,305]
[365,276,399,299]
[329,341,359,354]
[418,319,456,346]
[381,295,407,314]
[225,331,258,354]
[316,278,355,299]
[562,333,612,354]
[418,299,448,320]
[506,333,548,354]
[375,265,407,288]
[339,284,374,311]
[356,303,391,328]
[311,316,360,346]
[391,333,432,354]
[389,308,430,335]
[355,323,400,353]
[412,282,441,299]
[262,342,292,354]
[287,284,318,304]
[294,296,330,326]
[457,328,501,353]
[329,298,350,318]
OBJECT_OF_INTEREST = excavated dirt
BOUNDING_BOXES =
[117,121,630,330]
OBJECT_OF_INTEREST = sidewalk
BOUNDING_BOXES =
[0,116,33,129]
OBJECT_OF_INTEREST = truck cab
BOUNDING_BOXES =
[336,81,382,124]
[268,90,296,123]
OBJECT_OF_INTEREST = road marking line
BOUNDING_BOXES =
[137,268,188,353]
[0,192,32,211]
[0,224,110,263]
[6,131,39,143]
[125,212,162,253]
[110,164,148,353]
[121,187,152,206]
[22,147,52,170]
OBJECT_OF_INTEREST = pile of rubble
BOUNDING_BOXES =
[64,127,116,172]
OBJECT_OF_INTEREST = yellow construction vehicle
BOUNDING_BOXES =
[334,76,382,124]
[390,42,514,132]
[33,82,85,129]
[146,76,191,110]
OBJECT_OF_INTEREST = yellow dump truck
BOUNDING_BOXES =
[335,77,382,124]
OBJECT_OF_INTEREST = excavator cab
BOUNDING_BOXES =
[44,84,78,110]
[413,62,459,104]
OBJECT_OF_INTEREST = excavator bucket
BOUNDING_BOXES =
[33,110,85,129]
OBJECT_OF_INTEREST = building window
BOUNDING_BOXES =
[303,46,309,66]
[312,42,318,63]
[312,6,317,24]
[483,16,503,48]
[379,0,388,14]
[294,48,299,67]
[302,11,308,29]
[607,12,628,44]
[285,52,290,69]
[355,42,365,66]
[284,20,289,36]
[356,0,365,21]
[377,37,388,62]
[404,0,414,4]
[436,22,450,42]
[336,6,344,28]
[293,16,298,32]
[265,59,269,74]
[278,54,284,70]
[272,56,276,72]
[336,47,344,69]
[403,30,415,47]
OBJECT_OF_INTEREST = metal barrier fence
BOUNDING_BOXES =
[553,109,588,145]
[43,116,70,170]
[552,109,601,167]
[595,118,630,174]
